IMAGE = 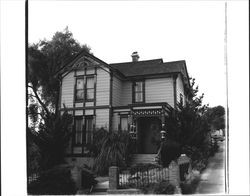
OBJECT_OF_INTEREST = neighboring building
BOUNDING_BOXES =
[59,50,192,165]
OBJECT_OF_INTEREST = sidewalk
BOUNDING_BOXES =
[195,141,226,194]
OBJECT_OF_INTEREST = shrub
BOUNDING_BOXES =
[160,139,181,167]
[93,130,131,175]
[81,167,97,189]
[129,163,161,175]
[28,166,77,195]
[141,181,176,194]
[210,140,219,156]
[180,175,200,194]
[153,181,176,194]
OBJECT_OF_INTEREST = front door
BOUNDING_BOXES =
[137,117,161,154]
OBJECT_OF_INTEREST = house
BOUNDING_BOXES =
[59,50,192,166]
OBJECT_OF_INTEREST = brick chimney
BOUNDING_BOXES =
[131,51,140,62]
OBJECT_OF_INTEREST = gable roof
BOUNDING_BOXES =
[56,49,125,78]
[110,59,191,88]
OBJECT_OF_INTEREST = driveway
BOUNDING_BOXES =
[195,140,226,194]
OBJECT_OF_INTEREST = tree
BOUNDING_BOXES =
[27,27,91,170]
[205,105,225,131]
[163,77,212,169]
[28,27,91,124]
[28,111,73,170]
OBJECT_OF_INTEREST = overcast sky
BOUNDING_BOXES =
[29,1,228,107]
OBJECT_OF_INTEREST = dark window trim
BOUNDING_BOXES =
[73,116,84,147]
[85,75,95,102]
[132,80,145,103]
[75,77,85,102]
[73,115,94,147]
[84,115,94,145]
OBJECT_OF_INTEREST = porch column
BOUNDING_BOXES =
[161,110,165,129]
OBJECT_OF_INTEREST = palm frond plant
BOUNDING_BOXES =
[93,130,130,176]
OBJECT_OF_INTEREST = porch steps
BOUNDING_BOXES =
[129,154,157,166]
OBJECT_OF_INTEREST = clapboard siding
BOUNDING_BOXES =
[61,71,74,108]
[121,81,132,105]
[176,74,185,104]
[112,76,122,106]
[96,109,109,129]
[96,67,110,106]
[145,77,174,107]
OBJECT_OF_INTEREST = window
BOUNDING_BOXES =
[86,76,94,101]
[75,76,95,102]
[134,81,144,103]
[85,116,94,144]
[74,116,94,145]
[76,78,84,101]
[75,117,83,145]
[120,116,128,131]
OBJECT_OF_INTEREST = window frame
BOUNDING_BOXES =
[132,80,145,103]
[73,115,94,146]
[85,115,94,144]
[119,115,129,131]
[85,75,95,102]
[75,77,85,102]
[74,116,84,146]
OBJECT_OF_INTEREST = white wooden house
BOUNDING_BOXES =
[59,51,192,166]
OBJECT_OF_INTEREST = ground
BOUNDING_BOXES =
[195,140,226,194]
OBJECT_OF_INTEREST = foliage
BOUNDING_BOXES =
[93,129,131,175]
[87,128,109,157]
[81,167,97,189]
[141,181,176,194]
[153,181,176,194]
[27,128,41,174]
[180,175,200,194]
[162,77,218,170]
[205,105,225,131]
[28,27,91,128]
[165,103,210,150]
[160,139,181,167]
[129,163,161,175]
[28,166,77,195]
[28,111,73,170]
[27,27,91,172]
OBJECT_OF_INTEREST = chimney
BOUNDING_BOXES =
[131,51,140,62]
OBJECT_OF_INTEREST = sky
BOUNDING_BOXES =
[29,1,227,107]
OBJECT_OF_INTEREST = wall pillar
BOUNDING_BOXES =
[71,165,82,189]
[109,166,119,190]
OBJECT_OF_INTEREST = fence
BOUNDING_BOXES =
[119,165,169,188]
[108,154,191,191]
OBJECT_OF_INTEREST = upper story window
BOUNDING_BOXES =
[86,76,94,101]
[133,81,145,103]
[76,78,84,101]
[75,76,95,102]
